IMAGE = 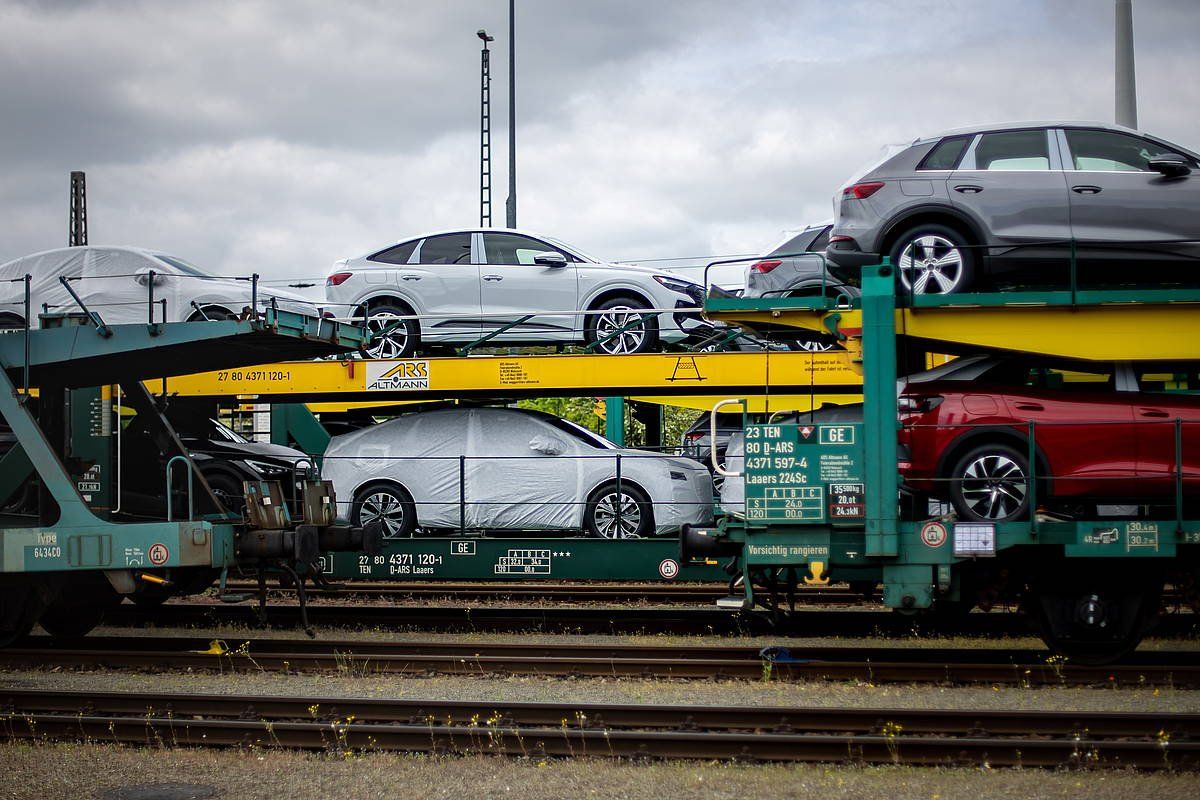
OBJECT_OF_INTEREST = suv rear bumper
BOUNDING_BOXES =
[825,240,881,282]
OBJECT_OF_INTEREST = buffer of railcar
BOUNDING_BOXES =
[0,307,380,644]
[685,264,1200,663]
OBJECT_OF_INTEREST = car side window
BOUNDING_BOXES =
[1133,366,1199,394]
[368,240,418,264]
[483,233,573,265]
[1023,366,1114,392]
[972,130,1050,171]
[1063,129,1188,172]
[418,234,473,265]
[917,135,970,170]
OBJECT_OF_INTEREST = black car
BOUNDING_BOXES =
[165,408,313,514]
[678,411,743,490]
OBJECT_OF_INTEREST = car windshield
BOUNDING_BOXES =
[536,414,616,450]
[211,419,250,443]
[155,254,215,278]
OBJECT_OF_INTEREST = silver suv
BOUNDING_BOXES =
[325,228,708,358]
[826,121,1200,294]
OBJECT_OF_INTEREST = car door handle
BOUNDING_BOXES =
[482,274,503,282]
[1139,408,1170,418]
[1013,402,1044,412]
[400,274,421,281]
[953,185,983,194]
[1071,185,1102,194]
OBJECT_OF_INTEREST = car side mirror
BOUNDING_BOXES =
[134,268,167,287]
[532,251,568,268]
[529,434,566,455]
[1149,154,1191,178]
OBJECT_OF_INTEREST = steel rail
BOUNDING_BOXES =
[7,636,1199,687]
[2,689,1195,768]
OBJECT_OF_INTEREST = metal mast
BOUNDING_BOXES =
[505,0,516,228]
[1115,0,1137,129]
[69,171,87,246]
[478,30,495,227]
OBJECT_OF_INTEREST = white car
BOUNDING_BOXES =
[0,246,318,328]
[324,228,710,358]
[323,407,715,539]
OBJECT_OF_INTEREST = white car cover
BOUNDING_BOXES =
[0,246,317,325]
[322,407,714,535]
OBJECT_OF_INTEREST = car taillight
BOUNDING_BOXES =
[751,259,782,274]
[842,181,885,200]
[684,432,703,443]
[898,395,944,414]
[829,234,854,243]
[326,272,353,287]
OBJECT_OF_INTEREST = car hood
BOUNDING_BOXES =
[613,448,709,473]
[186,438,312,464]
[199,279,320,314]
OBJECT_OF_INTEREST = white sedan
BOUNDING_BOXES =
[0,246,318,328]
[322,407,715,538]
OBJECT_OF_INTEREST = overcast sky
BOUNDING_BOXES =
[2,0,1198,287]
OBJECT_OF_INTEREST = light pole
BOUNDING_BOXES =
[506,0,516,228]
[478,29,495,227]
[1115,0,1137,128]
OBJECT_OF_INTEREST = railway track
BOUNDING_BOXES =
[225,580,1193,609]
[104,601,1200,639]
[8,634,1199,686]
[2,688,1194,768]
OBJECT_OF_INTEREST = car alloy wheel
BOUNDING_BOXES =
[358,489,410,539]
[957,452,1028,521]
[590,490,645,539]
[897,234,967,294]
[594,305,648,354]
[365,311,411,359]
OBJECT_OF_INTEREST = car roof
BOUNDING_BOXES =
[1,244,165,265]
[918,120,1145,143]
[377,228,585,248]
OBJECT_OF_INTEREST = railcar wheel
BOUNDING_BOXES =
[1029,570,1162,665]
[352,482,417,539]
[584,483,653,539]
[38,580,121,639]
[0,585,44,647]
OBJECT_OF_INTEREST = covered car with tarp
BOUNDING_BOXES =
[0,246,317,327]
[322,407,714,539]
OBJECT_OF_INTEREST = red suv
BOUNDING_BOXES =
[897,358,1200,521]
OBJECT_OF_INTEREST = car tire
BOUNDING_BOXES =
[202,470,247,517]
[947,443,1031,522]
[782,333,840,352]
[584,482,653,539]
[586,297,658,354]
[186,305,236,322]
[888,224,976,295]
[351,482,417,539]
[360,303,420,359]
